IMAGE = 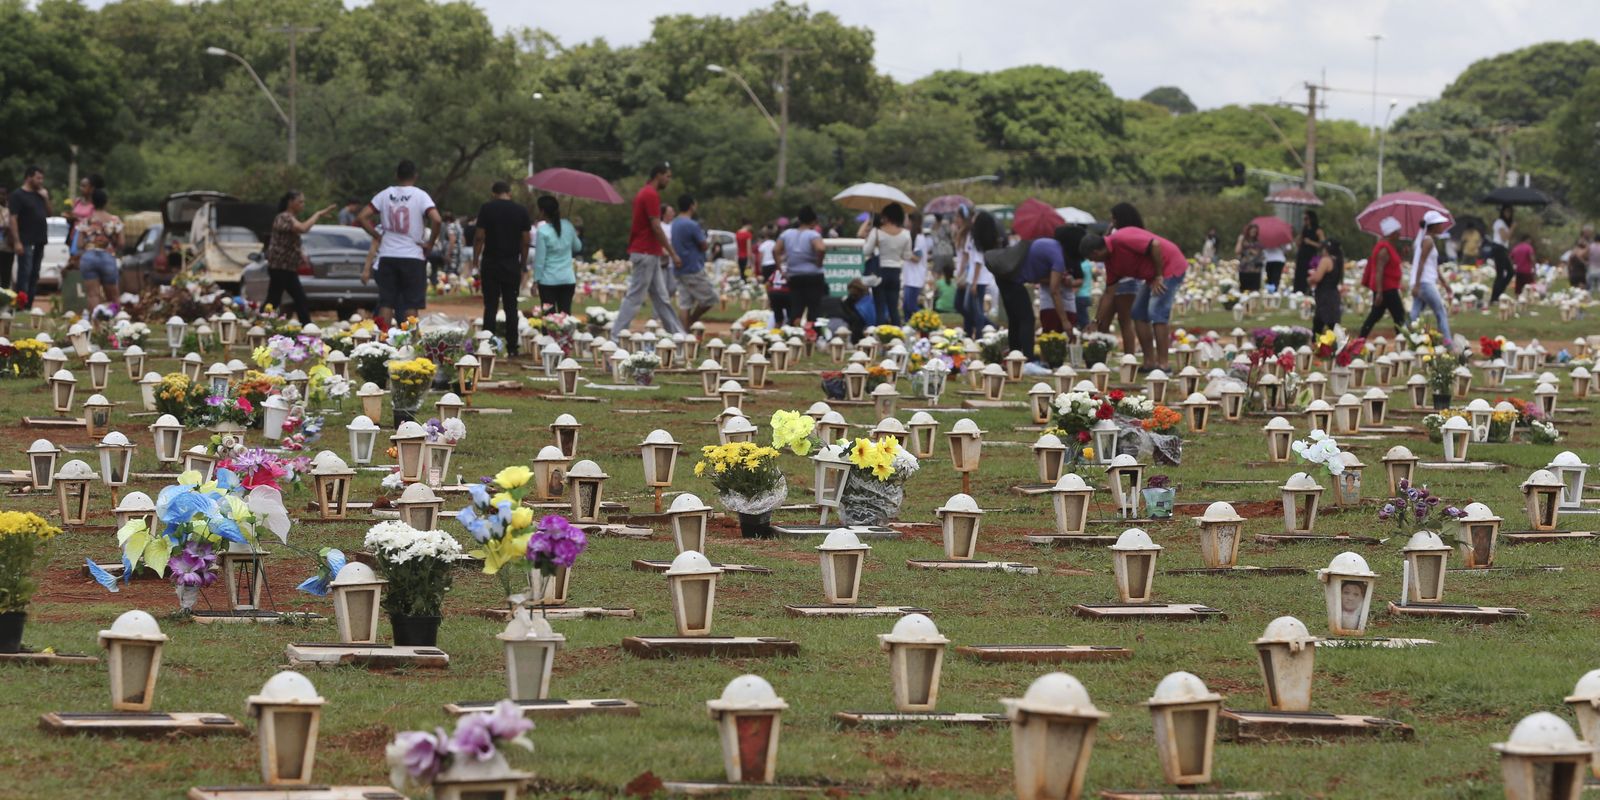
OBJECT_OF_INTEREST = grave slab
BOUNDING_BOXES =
[21,416,85,429]
[961,399,1027,410]
[188,787,404,800]
[1163,566,1309,577]
[285,643,449,668]
[444,698,640,719]
[906,559,1039,574]
[474,606,636,622]
[634,559,771,574]
[1072,603,1225,621]
[577,523,653,539]
[834,710,1007,727]
[0,650,98,666]
[784,605,928,618]
[40,711,246,737]
[621,636,799,659]
[536,394,602,402]
[1027,534,1121,546]
[661,780,849,796]
[1315,637,1436,649]
[1254,533,1383,546]
[1010,483,1055,496]
[1218,708,1413,743]
[1099,791,1272,800]
[955,644,1132,663]
[1385,602,1528,621]
[191,610,324,625]
[1502,530,1595,544]
[1449,566,1563,575]
[773,523,899,540]
[1416,461,1508,472]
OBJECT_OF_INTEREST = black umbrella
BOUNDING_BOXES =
[1480,186,1551,206]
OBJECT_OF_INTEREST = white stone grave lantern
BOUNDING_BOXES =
[1493,713,1593,800]
[869,417,908,447]
[148,414,184,465]
[54,459,98,524]
[136,371,162,412]
[1002,672,1107,800]
[49,369,78,415]
[1110,528,1162,603]
[311,453,356,521]
[1033,434,1068,483]
[1257,370,1283,408]
[1440,416,1472,463]
[100,609,167,711]
[841,362,870,401]
[283,368,310,399]
[1564,670,1600,781]
[666,493,712,554]
[330,563,386,644]
[227,357,249,381]
[1144,369,1170,404]
[856,335,880,362]
[165,316,187,357]
[323,349,348,382]
[945,418,985,480]
[1356,387,1388,428]
[245,325,270,351]
[713,405,747,433]
[1219,380,1247,421]
[1374,354,1395,386]
[96,431,135,491]
[815,411,848,446]
[549,357,581,396]
[1002,349,1027,382]
[536,341,564,377]
[1116,353,1139,384]
[1304,371,1328,402]
[1177,365,1203,397]
[769,340,792,372]
[566,460,610,524]
[1049,474,1094,536]
[183,445,218,481]
[1399,530,1450,605]
[1464,398,1494,443]
[395,483,443,532]
[1535,381,1559,418]
[434,392,465,421]
[122,344,146,381]
[723,342,747,375]
[594,339,618,371]
[745,352,769,388]
[1381,446,1418,495]
[938,493,985,560]
[960,359,984,390]
[114,491,156,532]
[816,529,871,605]
[1549,451,1590,510]
[1091,419,1120,465]
[247,671,325,786]
[879,614,948,713]
[980,362,1008,401]
[1105,454,1145,519]
[84,350,111,392]
[356,382,385,422]
[344,415,379,466]
[1405,373,1428,408]
[193,322,215,352]
[82,393,114,438]
[720,415,757,445]
[260,395,292,442]
[824,335,847,363]
[390,420,428,484]
[1318,552,1378,636]
[453,354,480,404]
[26,439,59,491]
[1573,367,1593,400]
[1347,358,1371,390]
[1146,671,1224,787]
[640,429,681,490]
[1328,451,1365,507]
[1303,398,1334,434]
[1279,472,1323,535]
[1195,501,1244,569]
[1522,469,1565,531]
[667,550,721,636]
[1449,364,1472,397]
[1088,361,1111,393]
[203,361,231,398]
[499,607,565,702]
[1482,357,1507,388]
[907,412,938,459]
[1295,345,1314,373]
[530,446,569,503]
[708,675,787,784]
[1181,391,1215,433]
[718,379,748,411]
[430,751,531,800]
[38,345,69,379]
[549,414,582,459]
[472,340,498,381]
[1052,364,1078,393]
[1252,616,1318,712]
[918,362,949,403]
[180,352,203,382]
[871,382,900,418]
[1456,502,1502,569]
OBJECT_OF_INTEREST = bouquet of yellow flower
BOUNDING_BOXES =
[156,372,211,423]
[695,442,784,497]
[10,337,47,377]
[455,465,589,609]
[872,324,905,341]
[389,357,437,390]
[0,511,62,616]
[829,436,919,526]
[907,308,943,334]
[845,437,919,484]
[769,410,817,456]
[1037,331,1069,368]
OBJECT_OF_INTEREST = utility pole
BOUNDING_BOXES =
[759,48,805,190]
[266,23,320,168]
[1280,80,1326,191]
[1368,34,1382,135]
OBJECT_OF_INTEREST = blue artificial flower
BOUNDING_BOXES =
[207,512,245,543]
[86,558,122,592]
[214,468,241,494]
[467,483,490,506]
[159,485,219,529]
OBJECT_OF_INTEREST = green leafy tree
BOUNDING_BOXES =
[1443,40,1600,125]
[0,0,123,160]
[1140,86,1196,115]
[1388,99,1500,204]
[1551,67,1600,214]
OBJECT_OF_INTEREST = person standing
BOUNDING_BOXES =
[670,194,716,327]
[529,194,579,316]
[1292,210,1325,295]
[862,203,911,327]
[337,198,361,227]
[611,164,684,336]
[1081,223,1188,370]
[960,211,999,336]
[77,189,125,312]
[469,182,533,350]
[1309,239,1344,335]
[734,221,753,281]
[1582,225,1600,295]
[1234,223,1265,292]
[1358,217,1406,337]
[266,191,335,325]
[358,160,441,328]
[904,214,930,320]
[1200,227,1218,265]
[7,167,49,308]
[69,175,104,248]
[1000,225,1074,362]
[1262,238,1287,294]
[1510,234,1537,297]
[1410,210,1453,342]
[0,190,13,292]
[1104,202,1146,357]
[774,206,828,324]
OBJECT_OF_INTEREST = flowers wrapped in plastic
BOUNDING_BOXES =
[836,437,920,526]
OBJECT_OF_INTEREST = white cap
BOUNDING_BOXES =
[665,550,720,576]
[100,609,167,645]
[1003,672,1107,718]
[878,613,947,646]
[1110,528,1160,551]
[1493,712,1590,756]
[1107,453,1138,469]
[1465,398,1493,412]
[1263,416,1293,431]
[1379,216,1402,236]
[668,493,713,514]
[436,392,465,407]
[1401,530,1450,553]
[1459,502,1498,522]
[1363,387,1388,400]
[1147,671,1223,706]
[1441,416,1470,431]
[115,491,156,513]
[819,411,846,425]
[951,418,983,435]
[806,402,833,416]
[641,429,680,446]
[872,417,906,434]
[1549,451,1586,468]
[1198,501,1243,523]
[552,413,581,427]
[1565,669,1600,705]
[498,610,563,644]
[717,379,745,393]
[1184,392,1211,405]
[871,382,899,397]
[100,431,131,447]
[27,438,58,454]
[909,411,937,426]
[55,459,99,480]
[936,493,984,515]
[248,671,325,708]
[330,562,385,586]
[1254,615,1318,646]
[151,414,182,429]
[1146,369,1168,381]
[393,420,426,438]
[1523,469,1563,489]
[357,382,385,397]
[707,674,787,712]
[1052,473,1091,492]
[817,529,870,551]
[1033,433,1066,450]
[346,415,378,432]
[534,445,567,462]
[1320,551,1376,578]
[311,452,352,474]
[1282,472,1320,491]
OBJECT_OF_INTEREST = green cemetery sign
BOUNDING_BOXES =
[822,238,866,297]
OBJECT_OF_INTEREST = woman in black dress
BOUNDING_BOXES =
[1293,210,1325,295]
[1309,238,1344,335]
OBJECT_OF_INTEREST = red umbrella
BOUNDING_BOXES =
[523,168,624,204]
[1012,198,1065,240]
[1264,187,1324,207]
[1357,191,1453,237]
[1244,216,1294,249]
[924,194,972,215]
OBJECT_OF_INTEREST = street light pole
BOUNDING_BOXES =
[1377,99,1399,196]
[1368,34,1383,136]
[526,92,545,179]
[206,40,307,167]
[707,56,799,191]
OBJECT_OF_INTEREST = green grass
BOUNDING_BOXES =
[1,300,1595,799]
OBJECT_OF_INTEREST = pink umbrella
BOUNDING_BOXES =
[924,195,972,215]
[1357,192,1453,237]
[1264,187,1324,207]
[1012,198,1066,240]
[1244,216,1294,249]
[523,168,624,204]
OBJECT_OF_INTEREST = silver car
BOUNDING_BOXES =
[241,225,379,314]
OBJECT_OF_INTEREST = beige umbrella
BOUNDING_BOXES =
[833,182,918,213]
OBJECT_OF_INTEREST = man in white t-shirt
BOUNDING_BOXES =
[358,159,442,327]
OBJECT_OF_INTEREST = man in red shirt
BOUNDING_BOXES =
[1081,226,1188,370]
[735,221,753,280]
[1358,216,1406,337]
[612,164,685,337]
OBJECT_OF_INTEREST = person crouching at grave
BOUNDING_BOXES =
[1080,224,1188,371]
[842,278,877,342]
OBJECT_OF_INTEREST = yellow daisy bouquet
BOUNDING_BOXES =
[694,442,784,498]
[907,308,943,334]
[389,357,438,391]
[845,436,919,484]
[769,409,817,456]
[0,511,62,613]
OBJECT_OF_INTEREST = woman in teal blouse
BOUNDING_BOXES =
[534,195,582,312]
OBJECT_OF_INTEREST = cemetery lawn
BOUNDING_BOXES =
[2,301,1596,799]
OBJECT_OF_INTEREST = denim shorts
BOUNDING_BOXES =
[79,249,119,284]
[1114,277,1139,296]
[375,257,427,314]
[1132,273,1185,324]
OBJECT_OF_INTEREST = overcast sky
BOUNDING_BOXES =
[463,0,1593,126]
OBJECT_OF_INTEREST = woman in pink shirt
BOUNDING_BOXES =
[1080,226,1187,370]
[1510,234,1536,296]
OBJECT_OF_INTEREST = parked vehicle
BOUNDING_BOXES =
[240,225,379,314]
[34,217,71,291]
[117,191,274,293]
